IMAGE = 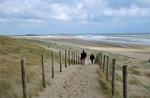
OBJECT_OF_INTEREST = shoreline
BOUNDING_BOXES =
[13,35,150,61]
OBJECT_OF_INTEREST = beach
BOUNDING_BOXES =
[23,34,149,98]
[1,0,150,98]
[31,34,150,98]
[1,35,150,98]
[24,34,150,61]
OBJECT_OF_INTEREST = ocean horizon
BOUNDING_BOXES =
[13,33,150,45]
[76,34,150,45]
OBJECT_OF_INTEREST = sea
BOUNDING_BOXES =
[75,34,150,45]
[16,33,150,46]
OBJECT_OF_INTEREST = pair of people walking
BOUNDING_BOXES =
[80,50,95,65]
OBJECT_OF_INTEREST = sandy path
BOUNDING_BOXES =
[33,64,106,98]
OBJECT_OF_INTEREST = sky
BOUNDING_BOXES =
[0,0,150,35]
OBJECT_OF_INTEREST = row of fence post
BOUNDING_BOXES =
[97,52,128,98]
[20,49,80,98]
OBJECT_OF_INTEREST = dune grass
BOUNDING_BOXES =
[96,51,150,98]
[0,36,59,98]
[97,68,112,98]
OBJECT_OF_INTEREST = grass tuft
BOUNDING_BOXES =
[97,68,112,98]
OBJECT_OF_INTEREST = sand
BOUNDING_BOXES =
[41,37,150,61]
[22,35,150,98]
[33,62,107,98]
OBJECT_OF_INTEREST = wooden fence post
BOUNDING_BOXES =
[75,53,76,65]
[103,55,106,72]
[78,54,79,64]
[41,54,46,88]
[51,51,54,78]
[72,51,74,64]
[95,53,99,65]
[101,54,103,68]
[76,53,78,65]
[65,49,67,67]
[59,51,62,72]
[78,55,79,64]
[68,50,70,66]
[123,65,128,98]
[106,56,109,81]
[79,55,80,64]
[99,52,101,66]
[112,58,116,96]
[21,59,27,98]
[75,53,76,64]
[74,52,76,65]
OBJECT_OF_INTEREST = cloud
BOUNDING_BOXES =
[48,4,72,21]
[103,5,150,17]
[0,0,89,22]
[0,0,149,22]
[82,0,106,8]
[0,0,150,33]
[52,12,72,21]
[0,18,47,28]
[136,0,150,7]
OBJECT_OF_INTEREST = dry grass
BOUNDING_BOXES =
[128,77,143,86]
[130,68,141,75]
[96,51,150,98]
[97,68,112,98]
[0,36,54,98]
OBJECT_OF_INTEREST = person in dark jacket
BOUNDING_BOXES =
[90,53,95,64]
[81,50,87,65]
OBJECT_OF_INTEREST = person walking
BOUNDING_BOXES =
[81,50,87,65]
[90,53,95,64]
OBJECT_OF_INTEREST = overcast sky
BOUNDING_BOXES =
[0,0,150,35]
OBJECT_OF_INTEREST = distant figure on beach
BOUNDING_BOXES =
[90,53,95,64]
[81,50,87,65]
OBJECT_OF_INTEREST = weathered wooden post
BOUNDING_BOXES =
[106,56,109,81]
[95,53,99,65]
[21,59,27,98]
[103,55,106,72]
[51,51,54,78]
[74,52,76,65]
[68,50,70,66]
[99,53,101,66]
[65,49,67,67]
[75,53,76,65]
[99,52,101,66]
[101,54,103,68]
[79,55,80,64]
[72,51,74,64]
[78,55,79,64]
[76,53,78,65]
[59,51,62,72]
[74,53,75,65]
[112,59,116,96]
[41,54,46,88]
[123,65,128,98]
